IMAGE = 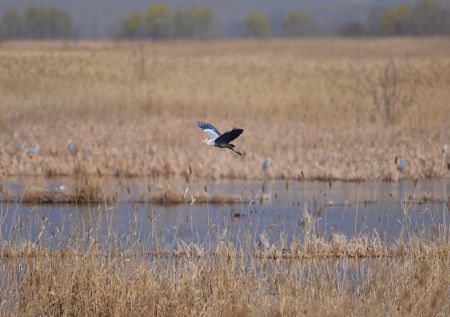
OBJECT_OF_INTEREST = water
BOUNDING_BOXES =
[1,178,448,251]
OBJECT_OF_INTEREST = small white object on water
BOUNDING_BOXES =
[27,146,40,157]
[397,158,406,173]
[256,192,271,202]
[67,139,76,156]
[262,157,272,172]
[53,185,67,192]
[258,232,270,251]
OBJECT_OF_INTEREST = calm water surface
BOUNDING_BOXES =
[1,178,448,250]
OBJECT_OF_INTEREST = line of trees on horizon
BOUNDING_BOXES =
[1,0,449,40]
[114,5,320,39]
[0,5,72,39]
[116,4,214,39]
[341,0,450,36]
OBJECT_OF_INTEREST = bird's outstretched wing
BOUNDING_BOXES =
[215,128,243,144]
[197,121,221,139]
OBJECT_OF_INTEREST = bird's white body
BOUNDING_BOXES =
[203,138,216,146]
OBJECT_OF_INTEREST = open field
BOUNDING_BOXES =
[0,38,449,181]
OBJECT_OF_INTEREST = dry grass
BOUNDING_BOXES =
[2,37,448,315]
[1,252,448,316]
[147,186,246,204]
[0,38,449,182]
[11,178,111,204]
[2,181,246,205]
[0,202,448,316]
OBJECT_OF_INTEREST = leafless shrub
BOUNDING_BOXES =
[357,59,415,125]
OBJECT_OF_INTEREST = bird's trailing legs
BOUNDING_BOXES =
[227,144,243,156]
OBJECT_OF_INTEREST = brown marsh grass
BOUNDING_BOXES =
[0,200,448,316]
[18,181,108,205]
[148,187,245,204]
[0,38,449,181]
[2,180,246,205]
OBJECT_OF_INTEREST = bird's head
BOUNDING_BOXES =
[202,138,214,146]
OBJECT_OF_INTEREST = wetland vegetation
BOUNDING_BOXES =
[0,38,449,316]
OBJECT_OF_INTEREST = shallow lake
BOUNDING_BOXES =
[1,178,448,250]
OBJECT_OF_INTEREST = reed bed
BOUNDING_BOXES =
[0,38,449,181]
[16,177,109,204]
[148,188,245,205]
[1,233,448,260]
[1,250,448,316]
[0,198,448,316]
[1,180,246,205]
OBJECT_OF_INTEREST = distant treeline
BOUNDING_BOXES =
[116,4,214,39]
[114,4,331,39]
[1,0,449,40]
[341,0,450,36]
[115,0,450,39]
[0,6,72,39]
[115,5,319,39]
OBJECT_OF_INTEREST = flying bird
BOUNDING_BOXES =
[197,121,244,155]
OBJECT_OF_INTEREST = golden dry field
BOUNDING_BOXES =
[0,38,449,181]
